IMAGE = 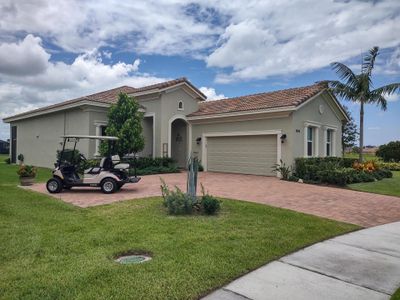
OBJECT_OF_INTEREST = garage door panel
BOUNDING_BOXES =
[206,135,277,176]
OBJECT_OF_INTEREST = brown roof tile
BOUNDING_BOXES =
[188,82,328,117]
[4,78,205,121]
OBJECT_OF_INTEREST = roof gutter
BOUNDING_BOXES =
[3,100,110,123]
[187,106,297,121]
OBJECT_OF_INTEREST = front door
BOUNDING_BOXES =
[11,126,17,163]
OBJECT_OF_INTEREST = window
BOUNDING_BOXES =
[100,125,107,136]
[326,129,332,156]
[307,127,313,157]
[178,101,184,110]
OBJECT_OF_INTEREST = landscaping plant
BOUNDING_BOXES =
[329,46,400,162]
[272,159,291,180]
[294,157,392,186]
[376,141,400,162]
[100,93,145,157]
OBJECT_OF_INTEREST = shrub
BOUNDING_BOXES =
[376,141,400,162]
[17,165,37,178]
[377,161,400,171]
[294,157,357,181]
[352,160,378,173]
[4,157,10,164]
[160,179,194,215]
[272,159,291,180]
[201,195,220,215]
[200,185,220,215]
[17,153,24,163]
[160,180,220,216]
[294,157,391,186]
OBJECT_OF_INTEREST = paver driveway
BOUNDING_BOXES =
[26,172,400,227]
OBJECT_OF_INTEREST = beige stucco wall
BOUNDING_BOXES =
[292,92,344,159]
[190,115,293,166]
[190,91,345,169]
[159,87,200,158]
[10,108,90,168]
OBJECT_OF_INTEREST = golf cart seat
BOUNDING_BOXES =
[111,155,130,170]
[84,157,105,174]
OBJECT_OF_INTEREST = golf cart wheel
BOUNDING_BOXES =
[101,178,117,194]
[46,177,62,193]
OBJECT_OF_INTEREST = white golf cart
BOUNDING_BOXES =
[46,135,141,194]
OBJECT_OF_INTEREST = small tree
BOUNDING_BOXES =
[341,105,358,152]
[100,93,145,157]
[376,141,400,162]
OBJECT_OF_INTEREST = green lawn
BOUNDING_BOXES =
[0,159,358,299]
[392,289,400,300]
[392,288,400,300]
[0,154,52,184]
[344,152,379,161]
[348,171,400,197]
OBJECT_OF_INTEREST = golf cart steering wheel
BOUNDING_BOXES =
[79,153,87,162]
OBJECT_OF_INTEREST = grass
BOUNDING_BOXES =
[392,288,400,300]
[344,152,379,161]
[0,159,358,299]
[348,171,400,197]
[0,154,52,184]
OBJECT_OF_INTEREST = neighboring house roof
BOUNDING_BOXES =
[188,82,330,117]
[3,77,205,122]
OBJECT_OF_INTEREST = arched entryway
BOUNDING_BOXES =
[170,118,188,168]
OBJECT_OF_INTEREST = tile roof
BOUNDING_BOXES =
[188,81,329,117]
[4,78,205,121]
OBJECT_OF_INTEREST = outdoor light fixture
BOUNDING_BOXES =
[280,134,287,143]
[196,137,202,145]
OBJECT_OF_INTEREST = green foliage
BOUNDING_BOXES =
[100,93,145,157]
[17,153,24,163]
[341,105,358,149]
[377,161,400,171]
[272,159,291,180]
[17,165,37,178]
[127,157,179,175]
[376,141,400,162]
[160,179,193,215]
[57,149,81,165]
[200,185,220,215]
[329,46,400,161]
[4,157,10,164]
[294,157,391,186]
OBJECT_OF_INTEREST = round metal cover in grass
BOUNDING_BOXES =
[115,254,152,265]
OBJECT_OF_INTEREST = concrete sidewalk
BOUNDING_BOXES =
[203,222,400,300]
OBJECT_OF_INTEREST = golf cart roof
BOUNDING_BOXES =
[61,135,119,141]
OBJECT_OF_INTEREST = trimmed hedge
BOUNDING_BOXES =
[294,157,392,186]
[377,161,400,171]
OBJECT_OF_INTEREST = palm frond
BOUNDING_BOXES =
[330,62,358,87]
[328,80,358,102]
[368,93,387,111]
[371,83,400,96]
[362,46,379,75]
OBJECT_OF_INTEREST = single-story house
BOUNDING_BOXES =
[3,78,349,176]
[0,139,9,154]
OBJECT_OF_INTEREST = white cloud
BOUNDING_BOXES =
[385,93,400,102]
[0,0,220,55]
[199,87,226,100]
[205,0,400,82]
[0,34,50,76]
[0,35,168,140]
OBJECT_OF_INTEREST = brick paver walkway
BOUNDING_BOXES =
[25,172,400,227]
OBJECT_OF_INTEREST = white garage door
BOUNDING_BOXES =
[206,135,278,176]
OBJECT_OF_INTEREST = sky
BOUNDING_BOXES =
[0,0,399,145]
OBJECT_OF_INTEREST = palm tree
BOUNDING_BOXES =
[329,46,400,161]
